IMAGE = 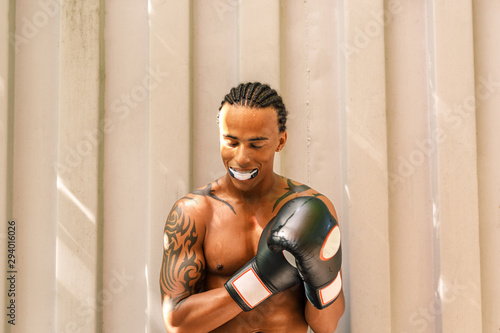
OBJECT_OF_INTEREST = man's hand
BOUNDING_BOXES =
[225,220,302,311]
[267,196,342,309]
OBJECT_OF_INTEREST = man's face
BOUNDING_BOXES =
[219,104,287,192]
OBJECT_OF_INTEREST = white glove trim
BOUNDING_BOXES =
[319,271,342,306]
[231,267,272,308]
[320,225,341,261]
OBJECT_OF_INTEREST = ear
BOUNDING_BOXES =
[276,131,287,152]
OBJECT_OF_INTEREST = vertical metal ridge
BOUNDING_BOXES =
[337,0,351,331]
[188,0,194,192]
[236,0,241,83]
[95,0,106,331]
[425,0,443,332]
[3,1,17,333]
[303,0,312,186]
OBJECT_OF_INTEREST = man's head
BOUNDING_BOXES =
[218,82,288,133]
[218,82,288,191]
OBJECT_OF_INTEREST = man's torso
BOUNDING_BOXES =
[185,176,323,332]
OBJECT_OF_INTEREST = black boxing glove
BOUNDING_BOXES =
[225,221,301,311]
[268,196,342,309]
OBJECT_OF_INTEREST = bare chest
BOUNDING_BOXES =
[203,210,274,278]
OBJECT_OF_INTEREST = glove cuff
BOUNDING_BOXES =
[304,271,342,309]
[225,260,273,311]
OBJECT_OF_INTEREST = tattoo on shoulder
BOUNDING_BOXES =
[273,179,323,211]
[183,183,236,215]
[160,203,205,305]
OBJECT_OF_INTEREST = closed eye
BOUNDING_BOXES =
[248,137,268,149]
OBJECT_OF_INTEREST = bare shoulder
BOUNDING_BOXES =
[162,183,217,257]
[166,178,239,234]
[186,178,237,215]
[274,178,338,220]
[172,182,218,223]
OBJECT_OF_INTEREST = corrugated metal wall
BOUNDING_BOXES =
[1,0,499,332]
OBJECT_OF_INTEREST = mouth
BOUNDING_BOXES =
[228,167,259,181]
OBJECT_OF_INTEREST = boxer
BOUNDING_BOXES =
[160,82,345,333]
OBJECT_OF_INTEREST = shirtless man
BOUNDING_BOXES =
[160,82,345,333]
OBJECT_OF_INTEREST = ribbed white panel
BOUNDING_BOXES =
[102,1,149,332]
[57,1,102,332]
[343,1,392,331]
[10,1,59,332]
[148,0,192,331]
[1,1,499,332]
[473,1,500,332]
[386,1,435,332]
[429,0,483,331]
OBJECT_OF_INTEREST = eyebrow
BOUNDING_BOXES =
[222,134,269,141]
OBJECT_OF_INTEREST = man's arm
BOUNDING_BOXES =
[305,197,345,333]
[268,194,346,333]
[160,198,241,333]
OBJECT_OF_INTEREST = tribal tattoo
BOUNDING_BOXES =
[184,182,236,215]
[160,203,205,306]
[273,179,323,211]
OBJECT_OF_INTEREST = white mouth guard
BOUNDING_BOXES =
[229,168,258,181]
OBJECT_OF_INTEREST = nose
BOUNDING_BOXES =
[234,145,251,167]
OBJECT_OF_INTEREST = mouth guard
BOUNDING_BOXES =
[229,168,258,181]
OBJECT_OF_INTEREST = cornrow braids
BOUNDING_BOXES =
[218,82,288,133]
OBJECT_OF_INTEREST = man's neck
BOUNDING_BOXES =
[223,172,282,203]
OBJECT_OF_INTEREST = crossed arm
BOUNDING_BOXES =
[159,196,345,333]
[305,198,346,333]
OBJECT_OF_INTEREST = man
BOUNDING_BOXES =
[160,82,345,333]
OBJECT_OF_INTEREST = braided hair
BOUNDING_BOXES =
[218,82,288,133]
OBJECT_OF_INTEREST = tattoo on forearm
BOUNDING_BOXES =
[273,179,323,211]
[184,183,236,215]
[161,203,205,305]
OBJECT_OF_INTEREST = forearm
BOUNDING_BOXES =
[163,287,242,333]
[305,291,345,333]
